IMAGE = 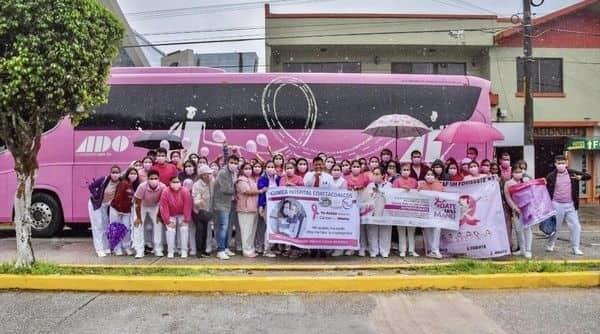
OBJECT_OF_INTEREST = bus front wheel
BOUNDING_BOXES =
[30,192,64,237]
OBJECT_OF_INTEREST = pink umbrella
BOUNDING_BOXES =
[435,121,504,158]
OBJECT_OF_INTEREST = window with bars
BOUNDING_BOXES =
[516,58,563,93]
[283,62,361,73]
[391,62,466,75]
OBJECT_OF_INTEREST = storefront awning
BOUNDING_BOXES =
[566,137,600,151]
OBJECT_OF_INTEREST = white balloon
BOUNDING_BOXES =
[212,130,226,143]
[159,139,170,150]
[181,137,192,150]
[200,147,209,157]
[256,133,269,147]
[245,140,257,153]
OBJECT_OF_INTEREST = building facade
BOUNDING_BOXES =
[264,1,600,203]
[161,50,259,72]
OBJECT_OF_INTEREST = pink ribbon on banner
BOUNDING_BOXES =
[311,203,318,220]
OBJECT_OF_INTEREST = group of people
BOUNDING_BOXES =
[87,144,590,260]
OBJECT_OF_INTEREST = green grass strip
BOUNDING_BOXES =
[0,260,599,277]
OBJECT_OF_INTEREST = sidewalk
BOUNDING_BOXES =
[1,224,599,266]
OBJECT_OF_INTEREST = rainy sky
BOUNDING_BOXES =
[118,0,580,70]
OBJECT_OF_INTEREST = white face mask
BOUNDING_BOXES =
[110,172,120,181]
[228,163,238,173]
[342,165,350,174]
[286,168,295,176]
[369,162,379,170]
[425,175,435,183]
[401,171,410,178]
[469,167,479,175]
[143,162,153,171]
[266,167,276,176]
[448,168,458,176]
[297,164,308,173]
[185,167,194,175]
[513,172,523,180]
[128,174,137,182]
[412,158,422,165]
[331,170,342,179]
[148,179,159,188]
[381,155,391,162]
[325,162,334,170]
[253,167,262,175]
[433,167,443,175]
[243,169,252,177]
[211,166,219,174]
[556,163,567,173]
[170,183,181,191]
[156,157,166,164]
[274,159,283,166]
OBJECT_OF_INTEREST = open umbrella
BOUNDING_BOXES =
[434,121,504,159]
[362,114,431,157]
[133,132,183,150]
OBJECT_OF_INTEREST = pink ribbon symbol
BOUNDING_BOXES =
[311,203,318,220]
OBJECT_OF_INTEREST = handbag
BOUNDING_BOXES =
[538,216,557,236]
[197,209,213,222]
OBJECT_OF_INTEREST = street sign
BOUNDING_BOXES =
[566,137,600,151]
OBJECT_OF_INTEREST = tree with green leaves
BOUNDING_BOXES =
[0,0,124,267]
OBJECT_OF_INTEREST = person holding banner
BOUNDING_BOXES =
[330,164,348,190]
[504,165,533,259]
[431,159,449,181]
[295,158,309,179]
[385,161,400,183]
[463,161,482,181]
[446,161,463,182]
[362,167,392,258]
[545,155,591,255]
[258,161,281,258]
[235,163,261,258]
[410,150,429,181]
[393,163,419,257]
[418,169,444,259]
[346,160,370,256]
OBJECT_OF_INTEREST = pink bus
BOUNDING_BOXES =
[0,67,491,236]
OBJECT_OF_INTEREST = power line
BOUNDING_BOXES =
[123,26,512,48]
[451,0,499,15]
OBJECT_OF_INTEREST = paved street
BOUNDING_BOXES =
[0,289,598,334]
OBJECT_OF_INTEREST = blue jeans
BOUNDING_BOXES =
[216,209,231,252]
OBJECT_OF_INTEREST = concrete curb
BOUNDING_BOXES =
[1,272,598,294]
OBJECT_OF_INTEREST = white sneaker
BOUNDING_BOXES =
[331,250,344,257]
[243,251,258,258]
[512,250,524,256]
[125,248,135,256]
[114,249,124,256]
[217,251,230,260]
[545,245,555,252]
[225,249,236,257]
[524,251,532,259]
[167,252,174,258]
[573,248,584,256]
[344,250,355,256]
[181,251,188,258]
[264,251,276,258]
[96,251,107,258]
[134,251,144,259]
[381,253,389,258]
[409,251,420,258]
[429,251,443,259]
[358,250,366,257]
[369,253,378,258]
[399,251,406,258]
[154,250,164,257]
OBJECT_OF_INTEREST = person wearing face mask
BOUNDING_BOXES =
[159,176,192,258]
[364,156,381,182]
[410,150,429,181]
[213,155,239,260]
[329,163,349,257]
[88,165,122,257]
[466,147,479,164]
[498,152,512,181]
[252,163,264,181]
[170,151,183,171]
[340,160,351,176]
[153,148,179,186]
[504,165,533,259]
[393,163,419,257]
[516,160,532,180]
[325,157,336,173]
[178,160,198,255]
[463,161,481,181]
[295,158,309,178]
[460,158,471,177]
[380,149,393,169]
[345,160,370,256]
[257,161,281,257]
[490,162,500,177]
[139,157,154,182]
[418,170,444,259]
[109,167,140,256]
[480,159,492,176]
[272,154,285,176]
[358,158,369,173]
[133,170,166,258]
[235,163,261,258]
[384,161,399,183]
[304,157,334,189]
[281,162,304,187]
[545,155,591,255]
[362,167,392,258]
[431,159,449,181]
[210,162,220,178]
[192,165,215,258]
[446,161,463,182]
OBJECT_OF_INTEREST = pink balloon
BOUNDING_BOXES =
[200,147,209,157]
[256,134,269,147]
[245,140,257,153]
[181,137,192,150]
[212,130,226,143]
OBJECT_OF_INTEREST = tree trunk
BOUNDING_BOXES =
[14,170,36,268]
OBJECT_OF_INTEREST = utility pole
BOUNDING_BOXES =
[522,0,535,176]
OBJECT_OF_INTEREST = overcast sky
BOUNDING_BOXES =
[117,0,580,68]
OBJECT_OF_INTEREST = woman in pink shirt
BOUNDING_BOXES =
[236,163,261,258]
[345,160,370,256]
[159,176,193,258]
[281,162,304,187]
[418,170,444,259]
[393,163,419,257]
[295,158,309,179]
[463,161,482,181]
